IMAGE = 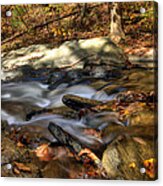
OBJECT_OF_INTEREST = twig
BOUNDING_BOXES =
[2,4,101,45]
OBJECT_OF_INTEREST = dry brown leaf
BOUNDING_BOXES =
[14,162,31,172]
[13,167,20,175]
[133,137,147,145]
[35,143,54,161]
[17,141,24,147]
[78,148,101,165]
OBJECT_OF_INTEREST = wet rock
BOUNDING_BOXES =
[82,112,124,130]
[102,84,126,95]
[124,103,155,127]
[117,69,155,92]
[1,102,33,124]
[101,98,157,180]
[102,137,157,180]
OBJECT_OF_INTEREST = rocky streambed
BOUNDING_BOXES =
[1,37,157,180]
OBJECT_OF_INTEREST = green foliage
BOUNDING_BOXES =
[10,5,26,29]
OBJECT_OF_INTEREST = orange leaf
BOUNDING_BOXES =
[14,162,31,172]
[17,141,24,147]
[35,144,54,161]
[143,158,156,179]
[78,148,101,165]
[13,167,20,175]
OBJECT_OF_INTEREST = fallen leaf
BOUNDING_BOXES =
[143,158,156,179]
[35,144,54,161]
[17,141,24,147]
[13,167,20,175]
[133,137,147,145]
[129,162,136,168]
[14,162,31,172]
[78,148,101,165]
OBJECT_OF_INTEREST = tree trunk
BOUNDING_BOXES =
[110,2,125,43]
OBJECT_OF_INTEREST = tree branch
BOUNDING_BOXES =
[2,4,101,45]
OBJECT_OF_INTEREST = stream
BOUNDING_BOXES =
[1,58,156,179]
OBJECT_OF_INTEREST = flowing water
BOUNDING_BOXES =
[1,62,156,178]
[1,64,155,138]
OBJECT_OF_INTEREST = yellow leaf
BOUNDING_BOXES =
[143,158,156,179]
[129,162,136,168]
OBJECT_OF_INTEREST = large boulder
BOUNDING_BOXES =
[1,37,127,80]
